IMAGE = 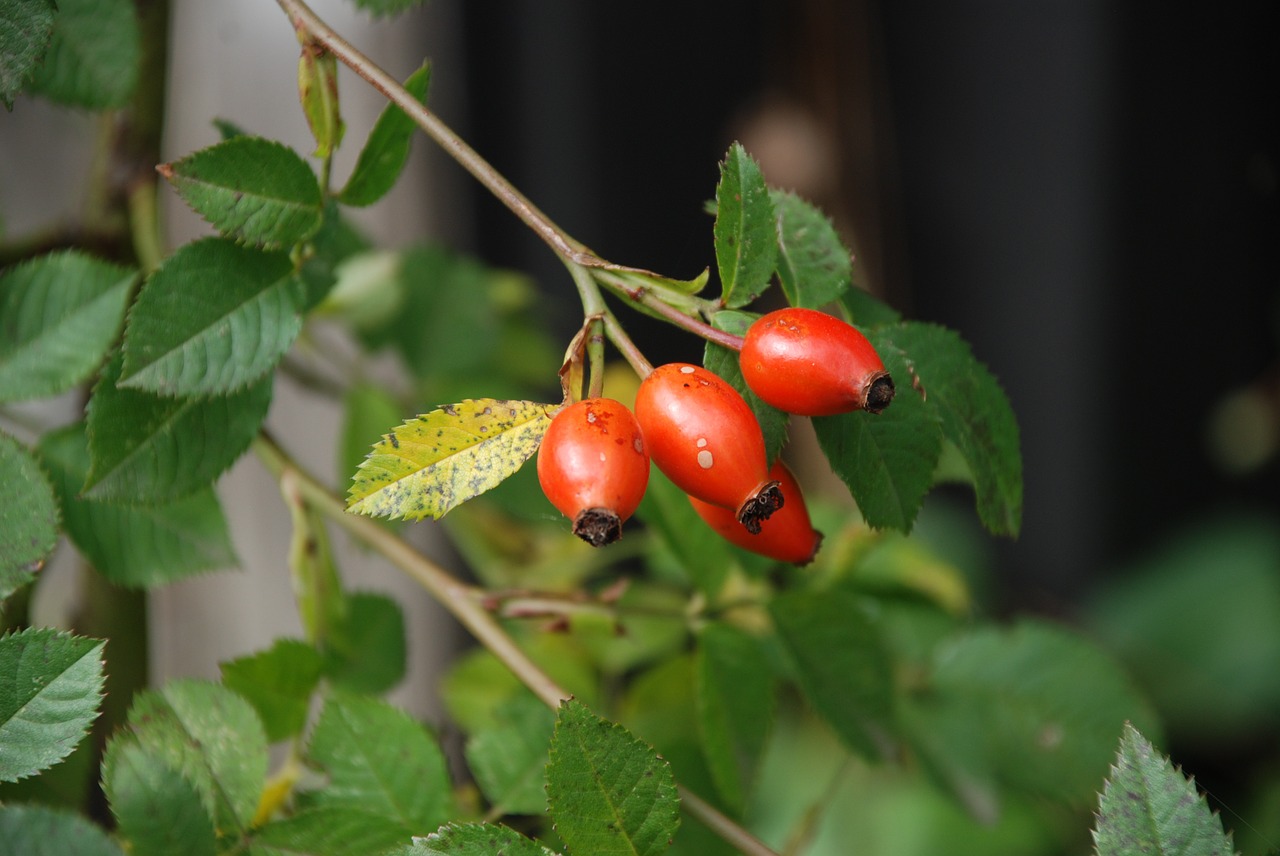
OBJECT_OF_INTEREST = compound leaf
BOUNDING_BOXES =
[0,627,104,783]
[464,694,556,816]
[0,251,135,403]
[0,0,57,107]
[389,822,558,856]
[84,350,272,503]
[323,592,406,695]
[347,399,555,521]
[102,740,217,856]
[1093,723,1234,856]
[160,136,323,249]
[24,0,139,109]
[545,699,680,856]
[303,692,450,833]
[695,622,774,811]
[119,238,305,397]
[339,62,430,207]
[248,808,411,856]
[812,332,941,532]
[0,432,59,601]
[220,640,324,743]
[714,143,776,308]
[39,422,236,587]
[888,322,1022,536]
[771,190,852,309]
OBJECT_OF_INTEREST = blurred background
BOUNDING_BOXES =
[3,0,1277,849]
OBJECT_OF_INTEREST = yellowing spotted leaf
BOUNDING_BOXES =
[347,399,558,521]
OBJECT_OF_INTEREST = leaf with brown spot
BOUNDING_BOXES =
[346,399,557,521]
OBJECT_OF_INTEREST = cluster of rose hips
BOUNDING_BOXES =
[536,307,894,565]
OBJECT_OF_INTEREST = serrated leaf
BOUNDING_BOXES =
[23,0,139,109]
[84,349,273,503]
[323,591,406,694]
[841,285,901,328]
[770,588,896,760]
[340,62,430,207]
[695,622,774,811]
[119,238,305,397]
[249,807,413,856]
[928,620,1161,805]
[0,628,104,783]
[120,679,268,836]
[0,804,125,856]
[393,823,560,856]
[220,640,323,743]
[702,309,789,463]
[347,399,555,521]
[812,332,942,532]
[38,422,237,587]
[160,136,323,248]
[771,190,852,308]
[888,322,1022,536]
[0,432,59,601]
[340,382,406,490]
[0,0,57,107]
[102,740,217,856]
[0,251,136,403]
[714,143,777,308]
[303,692,451,832]
[464,694,555,816]
[546,699,681,856]
[1093,723,1235,856]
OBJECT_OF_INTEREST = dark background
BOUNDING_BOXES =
[451,1,1278,614]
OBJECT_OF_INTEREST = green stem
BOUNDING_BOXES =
[251,430,780,856]
[127,180,164,272]
[603,312,654,378]
[594,270,745,351]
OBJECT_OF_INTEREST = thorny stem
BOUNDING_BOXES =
[252,431,780,856]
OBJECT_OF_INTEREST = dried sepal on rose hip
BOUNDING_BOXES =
[689,459,823,565]
[537,397,650,547]
[740,306,895,416]
[634,362,782,534]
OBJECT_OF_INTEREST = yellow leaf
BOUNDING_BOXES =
[347,399,557,521]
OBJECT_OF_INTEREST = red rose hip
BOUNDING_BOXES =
[689,460,822,565]
[634,363,782,533]
[740,307,895,416]
[537,398,649,547]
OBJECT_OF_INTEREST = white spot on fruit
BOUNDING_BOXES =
[633,437,643,454]
[599,451,606,462]
[680,366,696,374]
[696,438,707,448]
[697,450,714,469]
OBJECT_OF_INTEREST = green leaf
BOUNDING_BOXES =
[220,640,324,743]
[120,679,268,836]
[812,332,942,532]
[841,285,901,327]
[702,309,789,463]
[340,62,430,207]
[770,587,896,760]
[695,622,774,811]
[714,143,777,308]
[324,591,407,694]
[347,399,555,521]
[388,822,558,856]
[546,699,681,856]
[1093,723,1234,856]
[0,432,59,601]
[249,808,413,856]
[102,740,217,856]
[0,251,136,403]
[349,0,428,17]
[634,467,732,596]
[24,0,139,109]
[0,804,125,856]
[464,693,556,816]
[0,0,57,107]
[38,422,237,587]
[160,136,323,248]
[303,692,451,832]
[888,322,1022,536]
[0,627,104,783]
[84,350,273,503]
[771,190,852,308]
[119,238,305,397]
[927,620,1161,805]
